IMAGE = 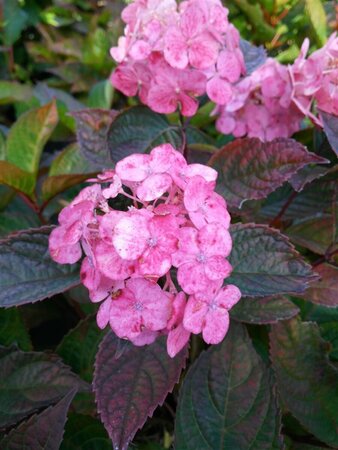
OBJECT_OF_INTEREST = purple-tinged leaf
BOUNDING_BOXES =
[107,105,184,162]
[72,108,118,166]
[289,165,330,192]
[270,318,338,447]
[321,111,338,156]
[0,389,76,450]
[240,39,267,74]
[286,214,335,255]
[208,138,328,208]
[175,323,283,450]
[0,346,88,429]
[230,296,299,324]
[301,263,338,307]
[228,223,317,297]
[0,226,80,307]
[93,332,188,450]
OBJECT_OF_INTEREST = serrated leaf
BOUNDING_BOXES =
[289,165,330,192]
[0,81,33,105]
[0,161,36,197]
[270,318,338,447]
[0,389,76,450]
[42,174,95,202]
[321,111,338,156]
[0,226,80,307]
[0,347,88,429]
[6,101,58,174]
[49,143,100,176]
[230,296,299,324]
[0,208,40,238]
[301,263,338,307]
[175,323,282,450]
[209,138,328,208]
[72,109,118,166]
[240,39,267,74]
[93,332,188,450]
[228,223,317,297]
[0,308,32,351]
[305,0,327,46]
[57,315,105,382]
[107,106,184,162]
[60,413,112,450]
[286,214,335,255]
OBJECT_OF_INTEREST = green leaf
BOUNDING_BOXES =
[87,80,114,109]
[72,109,118,166]
[6,101,58,174]
[60,413,112,450]
[0,346,88,428]
[3,0,29,46]
[57,315,105,382]
[49,143,98,176]
[209,138,328,208]
[41,6,80,27]
[286,214,335,255]
[94,333,188,450]
[230,296,299,324]
[0,226,80,307]
[42,173,95,202]
[0,81,33,105]
[107,106,184,162]
[0,308,32,351]
[301,263,338,307]
[0,161,36,197]
[0,130,6,161]
[228,223,317,297]
[175,323,282,450]
[305,0,327,46]
[320,321,338,361]
[0,206,40,238]
[0,389,76,450]
[270,318,338,447]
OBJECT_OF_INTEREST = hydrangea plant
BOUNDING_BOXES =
[0,0,337,449]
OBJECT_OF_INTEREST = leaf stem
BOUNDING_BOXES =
[269,190,298,228]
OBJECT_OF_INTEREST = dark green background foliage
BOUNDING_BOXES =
[0,0,337,449]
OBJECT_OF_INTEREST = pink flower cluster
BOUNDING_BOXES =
[289,33,338,124]
[216,34,338,141]
[49,144,241,357]
[215,58,305,141]
[110,0,245,116]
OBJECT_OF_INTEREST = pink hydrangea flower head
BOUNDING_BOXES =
[183,284,241,344]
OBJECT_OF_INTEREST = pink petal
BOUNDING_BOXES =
[205,256,232,280]
[177,262,210,294]
[167,324,190,357]
[203,308,229,344]
[215,284,242,310]
[164,27,189,69]
[183,175,213,212]
[217,49,242,82]
[183,295,208,334]
[136,173,172,201]
[147,85,178,114]
[178,92,199,117]
[113,215,149,259]
[115,153,150,182]
[206,76,233,105]
[97,298,112,329]
[138,247,172,277]
[132,329,158,346]
[189,33,219,69]
[149,144,176,173]
[95,242,134,280]
[185,164,217,182]
[129,40,152,60]
[181,3,205,38]
[198,223,232,256]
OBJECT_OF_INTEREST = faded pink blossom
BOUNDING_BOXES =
[183,284,241,343]
[172,224,232,294]
[167,291,191,357]
[108,278,172,341]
